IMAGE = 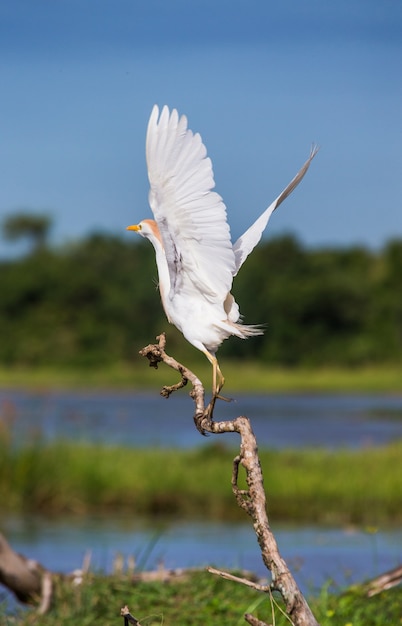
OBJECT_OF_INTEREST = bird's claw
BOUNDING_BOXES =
[215,393,233,403]
[195,386,234,434]
[194,393,219,435]
[194,410,211,436]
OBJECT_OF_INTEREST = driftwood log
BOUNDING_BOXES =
[0,532,53,614]
[139,333,320,626]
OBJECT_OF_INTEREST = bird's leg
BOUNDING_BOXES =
[212,356,219,396]
[194,353,231,434]
[203,351,222,397]
[214,357,234,403]
[215,360,225,397]
[206,352,230,401]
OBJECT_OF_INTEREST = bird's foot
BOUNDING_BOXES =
[194,389,233,434]
[194,411,211,436]
[215,393,233,403]
[194,395,217,435]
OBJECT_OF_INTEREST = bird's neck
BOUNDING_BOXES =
[149,236,171,313]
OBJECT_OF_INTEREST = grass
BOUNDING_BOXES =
[1,360,402,393]
[2,569,401,626]
[1,439,401,525]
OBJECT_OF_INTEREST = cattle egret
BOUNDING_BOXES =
[127,105,317,397]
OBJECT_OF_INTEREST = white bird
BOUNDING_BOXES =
[127,105,317,397]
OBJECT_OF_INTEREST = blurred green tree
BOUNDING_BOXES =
[2,212,52,253]
[0,225,401,368]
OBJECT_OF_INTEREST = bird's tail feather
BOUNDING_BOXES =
[216,319,265,340]
[233,322,265,339]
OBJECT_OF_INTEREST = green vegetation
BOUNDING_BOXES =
[1,439,401,524]
[1,361,402,393]
[1,228,402,370]
[2,569,401,625]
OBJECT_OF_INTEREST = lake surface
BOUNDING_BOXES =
[1,389,402,449]
[1,515,401,598]
[1,389,401,608]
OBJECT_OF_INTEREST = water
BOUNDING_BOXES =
[1,515,401,597]
[1,389,402,449]
[1,389,401,607]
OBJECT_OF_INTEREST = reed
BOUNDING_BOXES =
[1,439,401,525]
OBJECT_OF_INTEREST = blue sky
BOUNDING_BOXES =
[1,0,401,257]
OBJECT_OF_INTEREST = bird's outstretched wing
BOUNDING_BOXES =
[232,145,319,275]
[146,105,235,302]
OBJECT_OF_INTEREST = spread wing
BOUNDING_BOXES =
[232,145,319,275]
[146,105,235,303]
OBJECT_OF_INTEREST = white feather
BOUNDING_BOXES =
[233,145,319,275]
[146,105,235,303]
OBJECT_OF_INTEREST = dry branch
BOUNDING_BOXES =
[0,532,52,613]
[365,565,402,597]
[121,605,143,626]
[140,334,320,626]
[0,533,89,614]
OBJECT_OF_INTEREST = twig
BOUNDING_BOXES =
[245,614,273,626]
[139,336,320,626]
[207,567,269,592]
[121,605,143,626]
[37,571,53,614]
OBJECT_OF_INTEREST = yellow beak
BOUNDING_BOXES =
[126,224,141,232]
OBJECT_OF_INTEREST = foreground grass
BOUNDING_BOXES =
[2,570,401,626]
[1,440,401,524]
[1,361,402,393]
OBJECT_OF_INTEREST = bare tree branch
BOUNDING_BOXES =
[140,334,320,626]
[139,333,206,433]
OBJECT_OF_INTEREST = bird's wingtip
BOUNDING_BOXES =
[310,143,320,159]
